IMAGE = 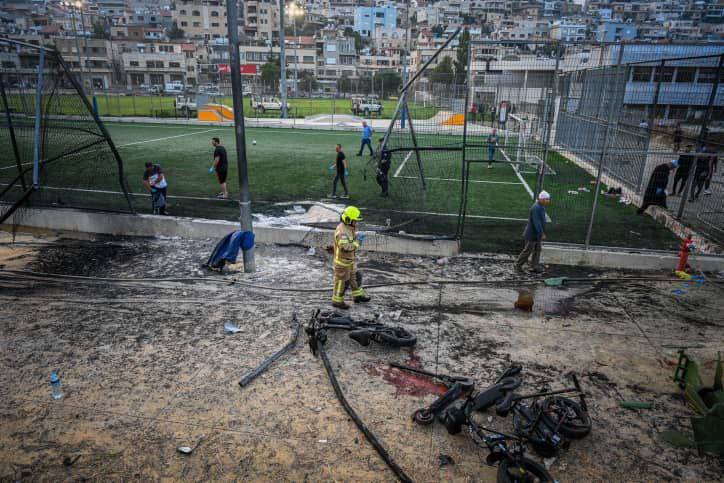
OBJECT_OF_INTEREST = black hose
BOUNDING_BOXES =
[0,269,683,293]
[317,341,413,483]
[239,314,301,388]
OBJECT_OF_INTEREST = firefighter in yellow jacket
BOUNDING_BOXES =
[332,206,371,309]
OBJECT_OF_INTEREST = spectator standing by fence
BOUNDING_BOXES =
[690,153,712,202]
[487,129,498,169]
[672,145,695,195]
[704,146,718,195]
[638,159,678,214]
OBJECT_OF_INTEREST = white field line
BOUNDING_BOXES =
[117,128,223,147]
[382,208,526,222]
[393,150,414,178]
[0,128,225,171]
[500,148,534,200]
[394,175,521,185]
[0,182,233,202]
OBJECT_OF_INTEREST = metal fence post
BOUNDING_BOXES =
[584,43,626,249]
[677,53,723,220]
[535,43,561,195]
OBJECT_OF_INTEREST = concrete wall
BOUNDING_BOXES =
[2,206,459,258]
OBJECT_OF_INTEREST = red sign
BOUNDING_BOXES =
[217,64,258,75]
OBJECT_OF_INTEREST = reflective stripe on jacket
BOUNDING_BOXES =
[334,222,359,267]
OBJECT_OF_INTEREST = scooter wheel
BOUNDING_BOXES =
[413,409,434,425]
[497,456,553,483]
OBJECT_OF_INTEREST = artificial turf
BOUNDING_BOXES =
[0,120,679,253]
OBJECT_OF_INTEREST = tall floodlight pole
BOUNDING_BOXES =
[227,0,256,272]
[63,1,86,93]
[76,1,92,94]
[279,0,288,118]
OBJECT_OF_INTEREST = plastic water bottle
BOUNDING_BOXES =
[50,371,63,400]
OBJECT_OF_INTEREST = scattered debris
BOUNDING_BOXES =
[619,401,652,410]
[543,457,556,470]
[438,454,455,467]
[436,257,449,265]
[224,322,242,334]
[62,455,81,467]
[306,247,316,256]
[176,437,204,455]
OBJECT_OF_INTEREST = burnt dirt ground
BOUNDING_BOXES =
[0,228,723,482]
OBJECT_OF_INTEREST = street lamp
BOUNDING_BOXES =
[61,0,85,92]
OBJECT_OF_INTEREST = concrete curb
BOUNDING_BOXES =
[1,206,459,258]
[542,243,724,271]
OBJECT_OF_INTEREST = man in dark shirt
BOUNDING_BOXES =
[637,159,678,214]
[690,153,711,201]
[515,190,550,273]
[329,144,349,198]
[376,138,391,197]
[673,123,683,152]
[704,146,718,195]
[672,145,695,195]
[143,162,168,215]
[211,137,229,199]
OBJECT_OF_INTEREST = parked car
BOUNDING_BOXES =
[250,96,289,113]
[164,82,184,95]
[199,84,222,96]
[174,95,197,115]
[351,95,383,116]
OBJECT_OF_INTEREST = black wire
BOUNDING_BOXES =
[238,315,301,388]
[317,340,413,483]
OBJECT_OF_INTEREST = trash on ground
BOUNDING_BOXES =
[438,454,455,467]
[619,401,652,410]
[224,322,242,334]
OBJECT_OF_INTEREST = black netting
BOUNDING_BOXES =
[0,39,133,222]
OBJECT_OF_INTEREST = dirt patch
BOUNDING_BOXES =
[0,230,722,481]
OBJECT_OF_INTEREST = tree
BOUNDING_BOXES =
[375,70,402,98]
[92,21,110,39]
[431,25,444,37]
[299,71,318,93]
[167,22,185,40]
[432,55,454,78]
[344,26,364,53]
[337,77,352,94]
[454,28,470,84]
[261,60,281,92]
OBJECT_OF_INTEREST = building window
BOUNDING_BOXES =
[631,67,652,82]
[653,67,675,83]
[193,22,201,27]
[181,21,188,27]
[697,68,717,83]
[676,67,696,83]
[303,55,314,63]
[169,62,181,68]
[192,10,201,16]
[180,9,187,15]
[211,22,219,27]
[211,11,219,17]
[130,61,139,67]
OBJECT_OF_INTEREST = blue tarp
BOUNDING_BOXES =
[205,230,255,269]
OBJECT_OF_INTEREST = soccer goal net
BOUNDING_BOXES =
[0,38,133,224]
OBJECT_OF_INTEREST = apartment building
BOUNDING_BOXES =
[244,0,278,41]
[550,20,587,41]
[596,22,638,42]
[493,19,550,41]
[316,35,357,82]
[120,41,189,89]
[172,0,229,40]
[54,37,114,89]
[354,5,397,37]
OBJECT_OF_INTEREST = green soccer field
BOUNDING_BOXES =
[101,122,678,252]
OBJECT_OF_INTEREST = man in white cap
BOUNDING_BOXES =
[515,190,551,273]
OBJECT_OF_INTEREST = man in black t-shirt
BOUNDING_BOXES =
[672,145,695,195]
[329,144,349,198]
[211,137,229,199]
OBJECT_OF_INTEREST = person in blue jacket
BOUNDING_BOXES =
[515,190,551,273]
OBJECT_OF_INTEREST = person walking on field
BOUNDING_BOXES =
[329,144,349,199]
[515,191,551,273]
[358,121,374,156]
[487,129,498,169]
[211,137,229,199]
[331,206,370,309]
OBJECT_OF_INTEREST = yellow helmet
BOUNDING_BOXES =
[341,205,362,224]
